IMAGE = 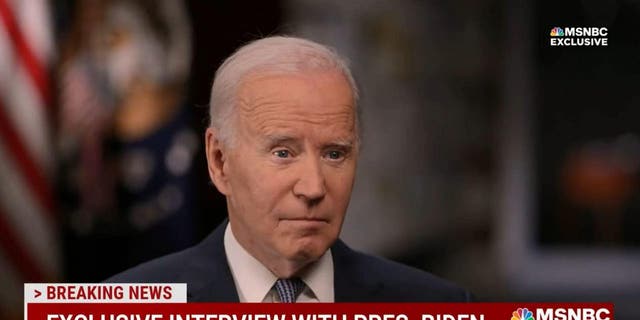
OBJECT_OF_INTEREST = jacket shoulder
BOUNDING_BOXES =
[103,246,197,283]
[333,241,473,302]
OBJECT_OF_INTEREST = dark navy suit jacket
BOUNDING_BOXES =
[106,221,473,302]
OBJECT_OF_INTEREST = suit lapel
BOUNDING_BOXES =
[183,220,240,302]
[332,239,382,302]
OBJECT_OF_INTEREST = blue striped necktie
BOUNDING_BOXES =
[274,278,305,303]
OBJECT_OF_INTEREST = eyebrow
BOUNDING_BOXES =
[262,134,354,149]
[325,139,354,149]
[264,134,300,146]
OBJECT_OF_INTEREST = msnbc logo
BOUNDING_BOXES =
[512,308,534,320]
[549,26,607,46]
[550,27,564,36]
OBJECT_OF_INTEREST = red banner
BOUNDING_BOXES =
[27,303,614,320]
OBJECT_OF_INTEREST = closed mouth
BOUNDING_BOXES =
[281,217,328,223]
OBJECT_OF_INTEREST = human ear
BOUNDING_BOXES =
[205,127,231,195]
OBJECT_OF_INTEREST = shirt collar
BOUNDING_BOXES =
[299,244,334,302]
[223,223,334,302]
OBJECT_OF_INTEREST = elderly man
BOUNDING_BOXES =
[107,36,472,302]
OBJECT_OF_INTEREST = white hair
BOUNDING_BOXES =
[208,36,359,146]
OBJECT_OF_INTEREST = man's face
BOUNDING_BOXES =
[214,70,357,270]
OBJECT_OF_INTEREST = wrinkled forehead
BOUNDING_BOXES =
[237,70,355,112]
[234,70,357,137]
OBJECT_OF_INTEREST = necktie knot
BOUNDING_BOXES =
[274,278,305,303]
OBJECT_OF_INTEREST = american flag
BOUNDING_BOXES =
[0,0,59,316]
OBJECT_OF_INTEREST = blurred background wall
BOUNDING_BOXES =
[0,0,638,319]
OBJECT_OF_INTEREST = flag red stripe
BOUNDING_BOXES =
[0,206,47,282]
[0,0,50,105]
[0,101,55,216]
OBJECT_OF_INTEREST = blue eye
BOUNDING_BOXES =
[273,150,290,158]
[327,150,343,160]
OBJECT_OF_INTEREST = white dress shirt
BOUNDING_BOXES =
[223,223,335,302]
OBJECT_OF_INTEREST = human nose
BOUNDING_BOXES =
[292,156,327,204]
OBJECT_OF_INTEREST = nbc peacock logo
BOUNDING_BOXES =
[512,308,535,320]
[550,27,564,36]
